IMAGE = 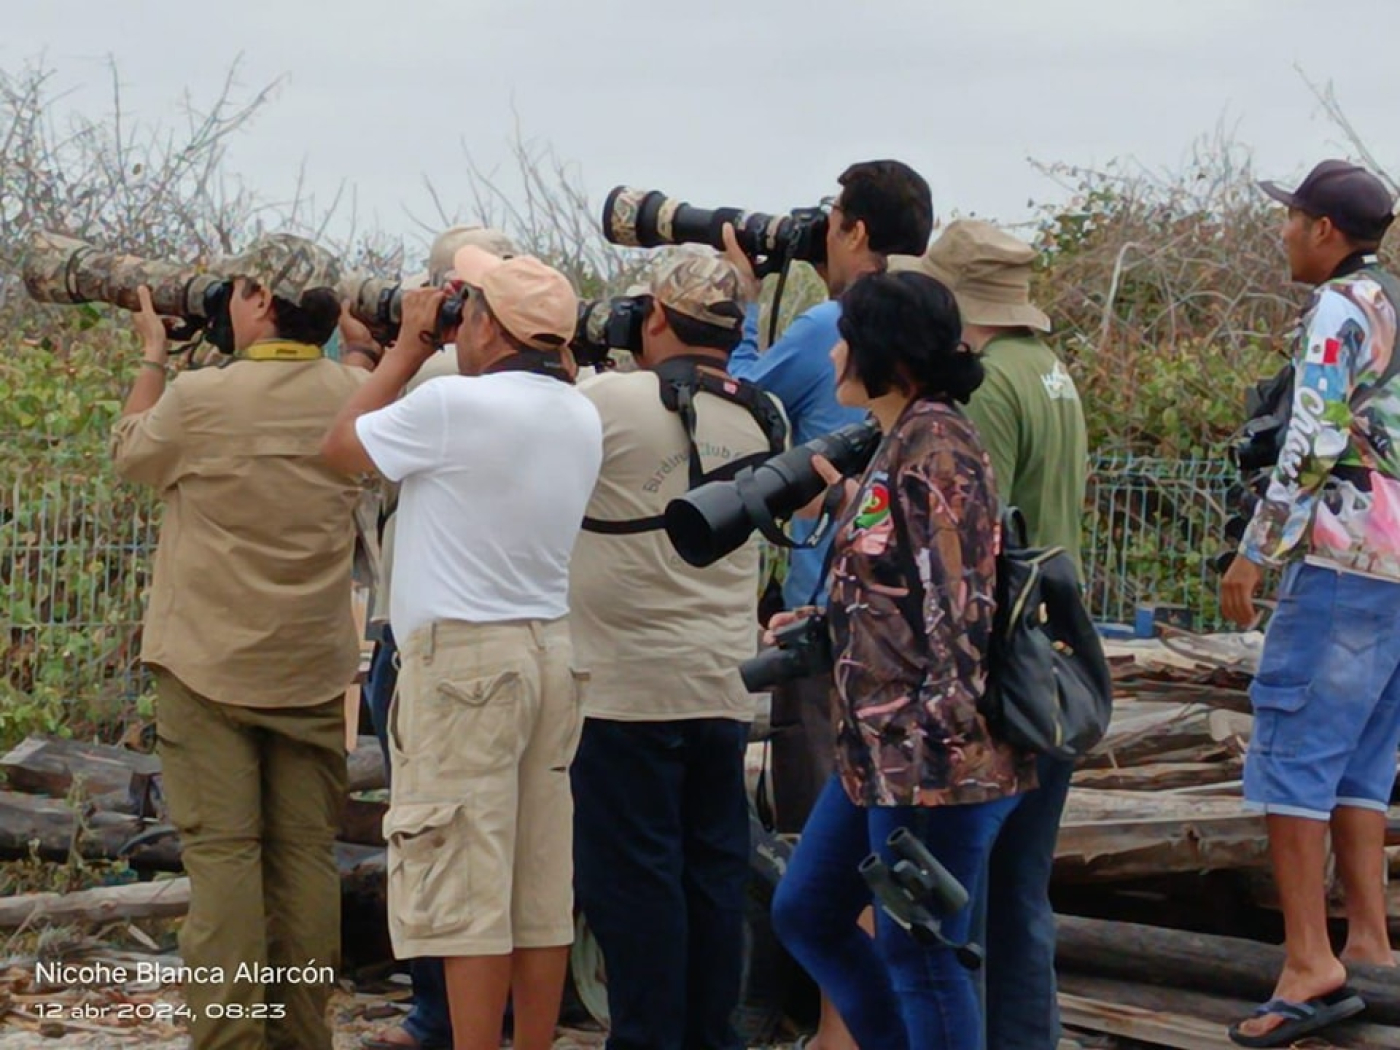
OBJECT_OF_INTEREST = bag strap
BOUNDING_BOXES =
[1360,267,1400,404]
[884,452,931,651]
[582,360,789,536]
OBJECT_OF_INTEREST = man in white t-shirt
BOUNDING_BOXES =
[342,224,520,1050]
[570,253,787,1050]
[321,248,602,1050]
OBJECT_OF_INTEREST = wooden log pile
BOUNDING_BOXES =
[0,734,389,910]
[1050,634,1400,1048]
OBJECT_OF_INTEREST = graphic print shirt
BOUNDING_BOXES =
[1241,266,1400,581]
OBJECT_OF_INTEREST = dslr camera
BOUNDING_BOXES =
[602,186,829,277]
[739,614,832,693]
[343,275,637,370]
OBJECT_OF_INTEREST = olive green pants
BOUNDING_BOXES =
[155,670,346,1050]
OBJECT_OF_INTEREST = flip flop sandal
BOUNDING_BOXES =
[1228,986,1366,1048]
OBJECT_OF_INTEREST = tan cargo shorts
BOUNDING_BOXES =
[384,617,586,957]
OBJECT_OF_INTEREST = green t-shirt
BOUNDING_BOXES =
[961,333,1089,578]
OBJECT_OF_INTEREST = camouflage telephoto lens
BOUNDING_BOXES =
[601,187,828,266]
[23,232,225,319]
[341,274,404,334]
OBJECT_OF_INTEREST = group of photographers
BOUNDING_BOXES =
[102,152,1400,1050]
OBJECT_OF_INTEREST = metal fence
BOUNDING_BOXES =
[1083,453,1236,632]
[1,455,1238,720]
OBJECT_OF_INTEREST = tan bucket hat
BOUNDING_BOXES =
[889,220,1050,332]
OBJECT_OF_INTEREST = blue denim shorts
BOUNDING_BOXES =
[1244,562,1400,820]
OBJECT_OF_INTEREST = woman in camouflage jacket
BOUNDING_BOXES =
[769,271,1034,1050]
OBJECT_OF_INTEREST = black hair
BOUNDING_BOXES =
[657,301,742,354]
[1297,209,1386,253]
[835,160,934,256]
[239,280,340,346]
[836,271,983,403]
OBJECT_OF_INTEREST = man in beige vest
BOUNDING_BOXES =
[113,234,367,1050]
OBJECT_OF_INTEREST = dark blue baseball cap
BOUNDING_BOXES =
[1259,159,1395,241]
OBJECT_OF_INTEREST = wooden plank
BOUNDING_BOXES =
[347,737,387,793]
[1059,974,1400,1049]
[340,795,387,847]
[0,877,191,928]
[1073,760,1240,792]
[0,736,160,811]
[1055,915,1400,1025]
[0,790,181,869]
[1056,790,1270,880]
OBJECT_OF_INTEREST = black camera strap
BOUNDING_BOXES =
[582,357,789,535]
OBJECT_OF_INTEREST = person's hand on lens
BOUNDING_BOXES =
[764,606,817,646]
[721,224,762,304]
[795,454,859,519]
[133,286,172,363]
[391,287,446,364]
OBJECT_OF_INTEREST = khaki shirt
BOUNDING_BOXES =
[112,356,369,708]
[569,369,786,722]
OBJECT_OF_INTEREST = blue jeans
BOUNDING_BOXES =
[979,753,1073,1050]
[366,628,452,1048]
[573,717,751,1050]
[772,775,1018,1050]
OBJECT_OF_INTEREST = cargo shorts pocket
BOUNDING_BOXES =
[423,669,525,776]
[385,803,470,942]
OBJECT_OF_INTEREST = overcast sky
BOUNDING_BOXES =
[8,0,1400,258]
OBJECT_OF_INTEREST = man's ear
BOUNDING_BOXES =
[249,284,275,321]
[849,217,870,253]
[644,300,669,337]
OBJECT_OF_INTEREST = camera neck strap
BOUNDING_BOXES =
[581,356,789,536]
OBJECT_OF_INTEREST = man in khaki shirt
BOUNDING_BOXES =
[112,233,366,1050]
[570,254,787,1050]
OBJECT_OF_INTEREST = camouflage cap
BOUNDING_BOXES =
[649,253,746,332]
[212,233,342,302]
[428,226,518,283]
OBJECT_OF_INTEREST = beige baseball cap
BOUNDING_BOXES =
[451,246,578,351]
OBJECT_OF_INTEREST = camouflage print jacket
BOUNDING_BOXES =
[827,398,1037,807]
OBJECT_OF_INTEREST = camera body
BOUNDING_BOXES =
[602,187,828,275]
[739,614,833,693]
[572,295,648,367]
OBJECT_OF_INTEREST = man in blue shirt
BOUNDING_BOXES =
[723,159,933,833]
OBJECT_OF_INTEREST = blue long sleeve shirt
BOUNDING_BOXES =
[730,299,867,609]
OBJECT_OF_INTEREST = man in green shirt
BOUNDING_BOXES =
[895,220,1088,1050]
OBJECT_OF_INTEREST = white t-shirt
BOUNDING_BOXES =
[356,370,603,641]
[570,369,786,722]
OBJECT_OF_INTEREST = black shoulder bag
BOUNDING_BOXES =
[885,473,1113,761]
